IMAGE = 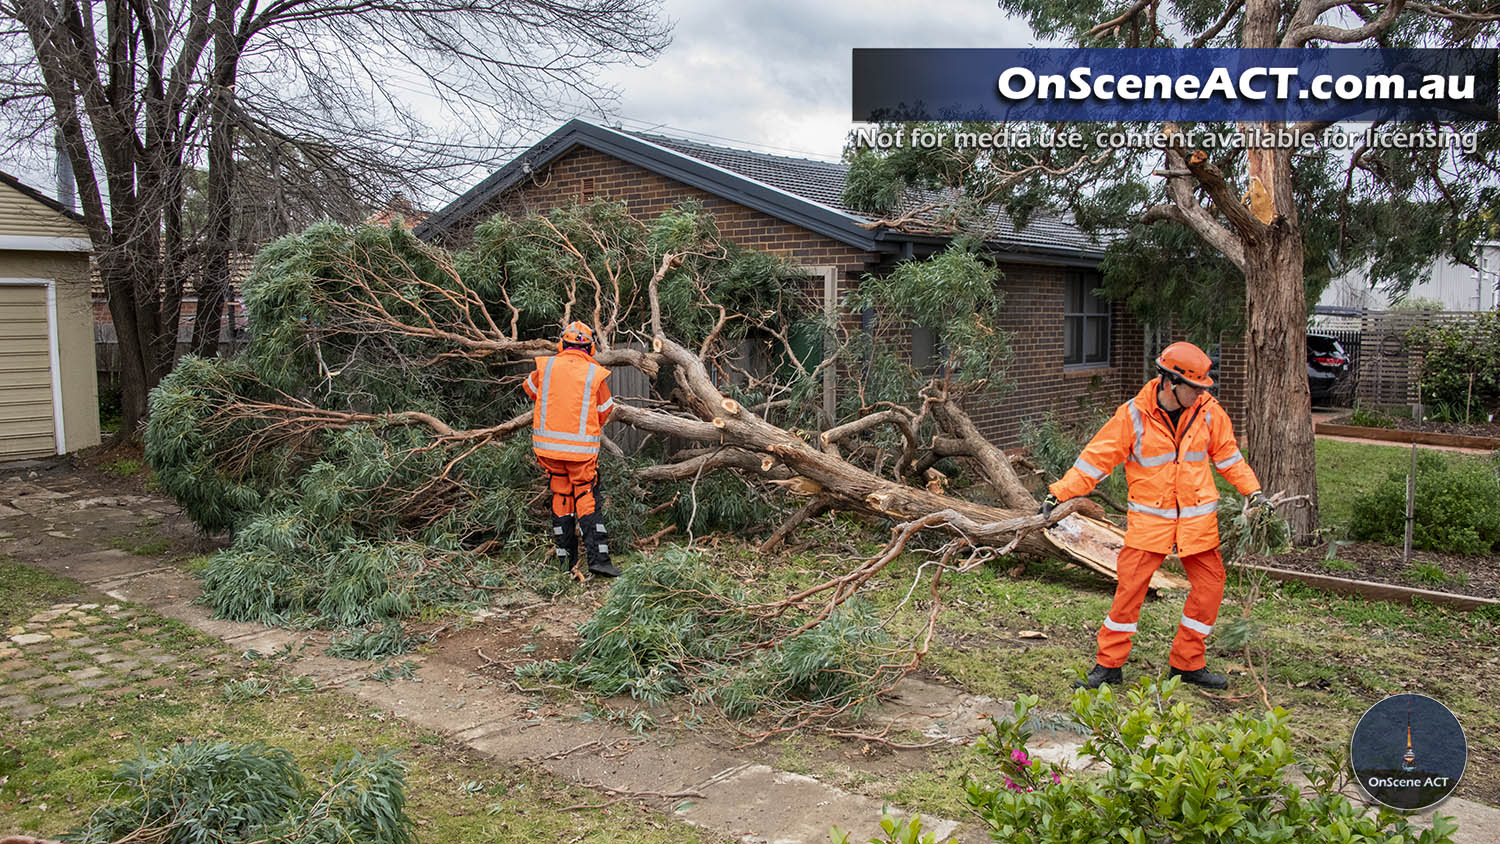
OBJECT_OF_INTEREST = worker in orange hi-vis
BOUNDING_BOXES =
[1039,341,1271,691]
[522,321,620,578]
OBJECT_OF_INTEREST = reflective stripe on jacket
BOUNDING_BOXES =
[1048,378,1261,555]
[523,349,613,461]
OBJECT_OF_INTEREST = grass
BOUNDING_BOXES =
[102,458,142,478]
[1313,438,1490,536]
[2,684,715,843]
[0,557,81,627]
[1406,561,1460,588]
[106,527,174,557]
[0,562,713,844]
[843,439,1500,810]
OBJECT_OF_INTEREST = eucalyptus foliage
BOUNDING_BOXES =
[519,548,903,721]
[843,238,1013,411]
[69,741,414,844]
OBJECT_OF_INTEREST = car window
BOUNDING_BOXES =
[1307,336,1342,355]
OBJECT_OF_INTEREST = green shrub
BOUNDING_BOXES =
[1349,404,1397,429]
[1409,311,1500,422]
[959,681,1456,844]
[1348,451,1500,555]
[71,741,414,844]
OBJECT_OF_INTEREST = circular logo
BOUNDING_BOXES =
[1350,693,1466,811]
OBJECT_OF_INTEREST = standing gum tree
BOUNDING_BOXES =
[846,0,1500,541]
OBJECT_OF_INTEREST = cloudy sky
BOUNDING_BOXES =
[582,0,1039,163]
[10,0,1042,202]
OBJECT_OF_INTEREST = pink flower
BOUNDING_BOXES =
[1010,749,1032,766]
[1004,777,1022,792]
[1051,771,1061,785]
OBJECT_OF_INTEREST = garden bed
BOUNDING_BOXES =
[1328,412,1500,441]
[1244,541,1500,601]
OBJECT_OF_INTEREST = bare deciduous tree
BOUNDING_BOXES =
[0,0,671,438]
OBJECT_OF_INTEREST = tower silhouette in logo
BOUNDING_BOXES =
[1401,697,1416,772]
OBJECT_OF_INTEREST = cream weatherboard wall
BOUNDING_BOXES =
[0,179,98,460]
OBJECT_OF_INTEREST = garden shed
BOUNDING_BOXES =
[0,170,99,460]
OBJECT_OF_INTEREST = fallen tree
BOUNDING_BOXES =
[145,203,1186,714]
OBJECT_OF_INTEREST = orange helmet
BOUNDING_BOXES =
[558,321,595,353]
[1156,341,1214,388]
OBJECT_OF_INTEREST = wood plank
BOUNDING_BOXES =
[1235,563,1499,611]
[1315,422,1500,451]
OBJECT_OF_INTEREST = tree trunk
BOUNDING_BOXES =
[195,0,237,357]
[1243,222,1319,541]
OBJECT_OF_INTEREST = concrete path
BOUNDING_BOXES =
[3,460,1498,844]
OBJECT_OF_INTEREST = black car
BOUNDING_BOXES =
[1307,334,1351,406]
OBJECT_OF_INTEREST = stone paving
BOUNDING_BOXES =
[1,600,227,721]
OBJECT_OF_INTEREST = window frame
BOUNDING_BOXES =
[1063,270,1111,369]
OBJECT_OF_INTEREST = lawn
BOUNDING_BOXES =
[0,565,717,844]
[1313,438,1494,534]
[5,436,1495,840]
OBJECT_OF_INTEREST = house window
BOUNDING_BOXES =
[912,325,940,376]
[1064,271,1110,367]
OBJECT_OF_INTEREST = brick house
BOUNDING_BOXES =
[418,119,1246,448]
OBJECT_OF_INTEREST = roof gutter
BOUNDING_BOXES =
[872,229,1106,268]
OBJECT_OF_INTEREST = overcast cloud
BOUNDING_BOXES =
[8,1,1039,202]
[589,0,1038,161]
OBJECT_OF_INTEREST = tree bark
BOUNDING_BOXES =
[195,0,238,357]
[1243,215,1320,541]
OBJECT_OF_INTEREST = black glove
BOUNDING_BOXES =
[1039,493,1060,520]
[1248,491,1271,511]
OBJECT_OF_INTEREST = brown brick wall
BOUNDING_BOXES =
[453,145,1159,449]
[970,264,1149,446]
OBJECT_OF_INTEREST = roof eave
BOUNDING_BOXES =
[418,119,897,254]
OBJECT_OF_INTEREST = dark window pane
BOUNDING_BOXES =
[912,325,937,373]
[1086,316,1109,363]
[1065,316,1083,365]
[1065,275,1083,313]
[1086,286,1109,314]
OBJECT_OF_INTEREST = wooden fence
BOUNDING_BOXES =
[1311,309,1489,409]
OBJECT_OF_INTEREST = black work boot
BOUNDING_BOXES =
[1075,663,1123,689]
[1168,666,1229,690]
[551,515,578,572]
[578,512,620,578]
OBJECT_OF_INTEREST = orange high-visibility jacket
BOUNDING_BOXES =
[523,349,614,461]
[1049,379,1261,555]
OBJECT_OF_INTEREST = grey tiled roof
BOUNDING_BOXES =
[629,131,1108,257]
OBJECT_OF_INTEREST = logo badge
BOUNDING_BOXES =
[1350,693,1466,811]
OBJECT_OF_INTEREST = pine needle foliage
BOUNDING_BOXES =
[520,548,905,722]
[69,741,415,844]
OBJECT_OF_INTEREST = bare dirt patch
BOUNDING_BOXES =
[427,599,597,676]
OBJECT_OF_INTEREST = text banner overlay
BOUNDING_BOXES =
[852,49,1497,122]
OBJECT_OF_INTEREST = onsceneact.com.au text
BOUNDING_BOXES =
[996,67,1477,103]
